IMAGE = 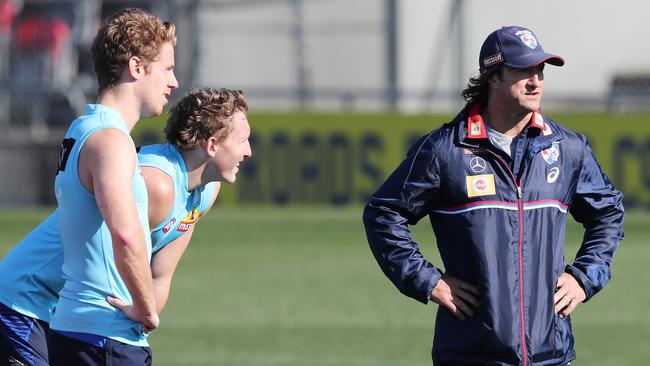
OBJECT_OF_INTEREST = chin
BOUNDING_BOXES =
[143,107,163,118]
[153,106,165,117]
[520,103,539,113]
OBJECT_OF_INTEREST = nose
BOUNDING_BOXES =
[169,71,179,89]
[244,141,252,158]
[527,72,542,89]
[530,67,544,82]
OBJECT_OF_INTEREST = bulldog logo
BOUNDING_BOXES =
[541,142,560,165]
[516,30,538,49]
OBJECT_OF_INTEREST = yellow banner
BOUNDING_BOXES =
[133,112,650,208]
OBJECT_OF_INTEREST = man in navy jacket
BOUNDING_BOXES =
[363,26,624,366]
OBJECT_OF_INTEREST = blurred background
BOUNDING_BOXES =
[0,0,648,365]
[0,0,649,207]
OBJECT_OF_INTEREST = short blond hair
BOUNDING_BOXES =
[92,8,176,93]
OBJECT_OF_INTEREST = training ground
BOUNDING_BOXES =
[0,207,647,365]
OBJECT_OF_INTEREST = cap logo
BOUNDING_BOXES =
[483,52,503,67]
[515,29,538,49]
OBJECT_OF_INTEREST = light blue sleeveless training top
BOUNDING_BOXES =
[49,104,152,346]
[0,142,215,340]
[138,144,216,251]
[0,212,60,321]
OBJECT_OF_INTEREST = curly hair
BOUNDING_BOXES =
[92,8,176,93]
[461,66,503,108]
[165,88,249,151]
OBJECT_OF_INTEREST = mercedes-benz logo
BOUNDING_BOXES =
[469,157,487,173]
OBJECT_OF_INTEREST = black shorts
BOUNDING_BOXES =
[0,302,50,366]
[49,331,152,366]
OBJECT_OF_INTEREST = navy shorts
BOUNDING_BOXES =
[0,303,50,366]
[0,302,50,366]
[49,330,152,366]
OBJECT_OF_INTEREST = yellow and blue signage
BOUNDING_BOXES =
[134,112,650,209]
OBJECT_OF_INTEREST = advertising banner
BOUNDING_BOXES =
[134,112,650,209]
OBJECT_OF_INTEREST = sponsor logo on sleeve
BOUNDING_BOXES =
[177,208,200,232]
[466,174,497,197]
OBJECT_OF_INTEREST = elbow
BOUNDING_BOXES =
[362,202,375,227]
[362,201,384,235]
[109,226,146,251]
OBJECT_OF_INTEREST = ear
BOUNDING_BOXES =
[488,73,500,88]
[205,135,219,157]
[127,56,145,80]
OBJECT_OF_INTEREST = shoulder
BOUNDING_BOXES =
[82,129,136,166]
[138,144,170,164]
[543,116,582,138]
[142,166,175,226]
[543,117,590,147]
[541,118,593,168]
[407,118,458,160]
[84,127,133,148]
[138,144,178,175]
[142,167,175,204]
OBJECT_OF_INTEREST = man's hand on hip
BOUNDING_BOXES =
[554,273,587,318]
[430,273,480,320]
[107,296,160,333]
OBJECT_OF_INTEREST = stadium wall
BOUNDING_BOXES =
[132,112,650,210]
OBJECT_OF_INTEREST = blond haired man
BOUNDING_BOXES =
[47,8,177,365]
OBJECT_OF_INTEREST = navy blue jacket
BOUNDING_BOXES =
[363,105,624,366]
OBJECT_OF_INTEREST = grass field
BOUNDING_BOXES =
[0,207,648,365]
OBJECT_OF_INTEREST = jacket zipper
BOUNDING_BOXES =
[476,147,529,366]
[516,182,526,366]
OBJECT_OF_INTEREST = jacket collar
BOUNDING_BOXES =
[464,103,553,140]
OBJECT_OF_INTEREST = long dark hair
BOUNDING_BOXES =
[461,67,502,108]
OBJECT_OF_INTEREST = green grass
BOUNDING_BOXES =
[0,207,648,365]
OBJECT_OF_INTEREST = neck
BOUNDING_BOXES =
[96,85,143,132]
[484,98,533,137]
[181,149,213,191]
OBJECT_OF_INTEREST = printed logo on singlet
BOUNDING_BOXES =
[162,218,176,234]
[177,208,200,232]
[57,138,76,174]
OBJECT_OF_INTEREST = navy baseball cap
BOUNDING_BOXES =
[479,26,564,71]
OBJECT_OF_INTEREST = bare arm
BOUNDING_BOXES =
[150,227,194,313]
[109,169,222,316]
[146,168,221,314]
[80,129,158,332]
[150,181,221,313]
